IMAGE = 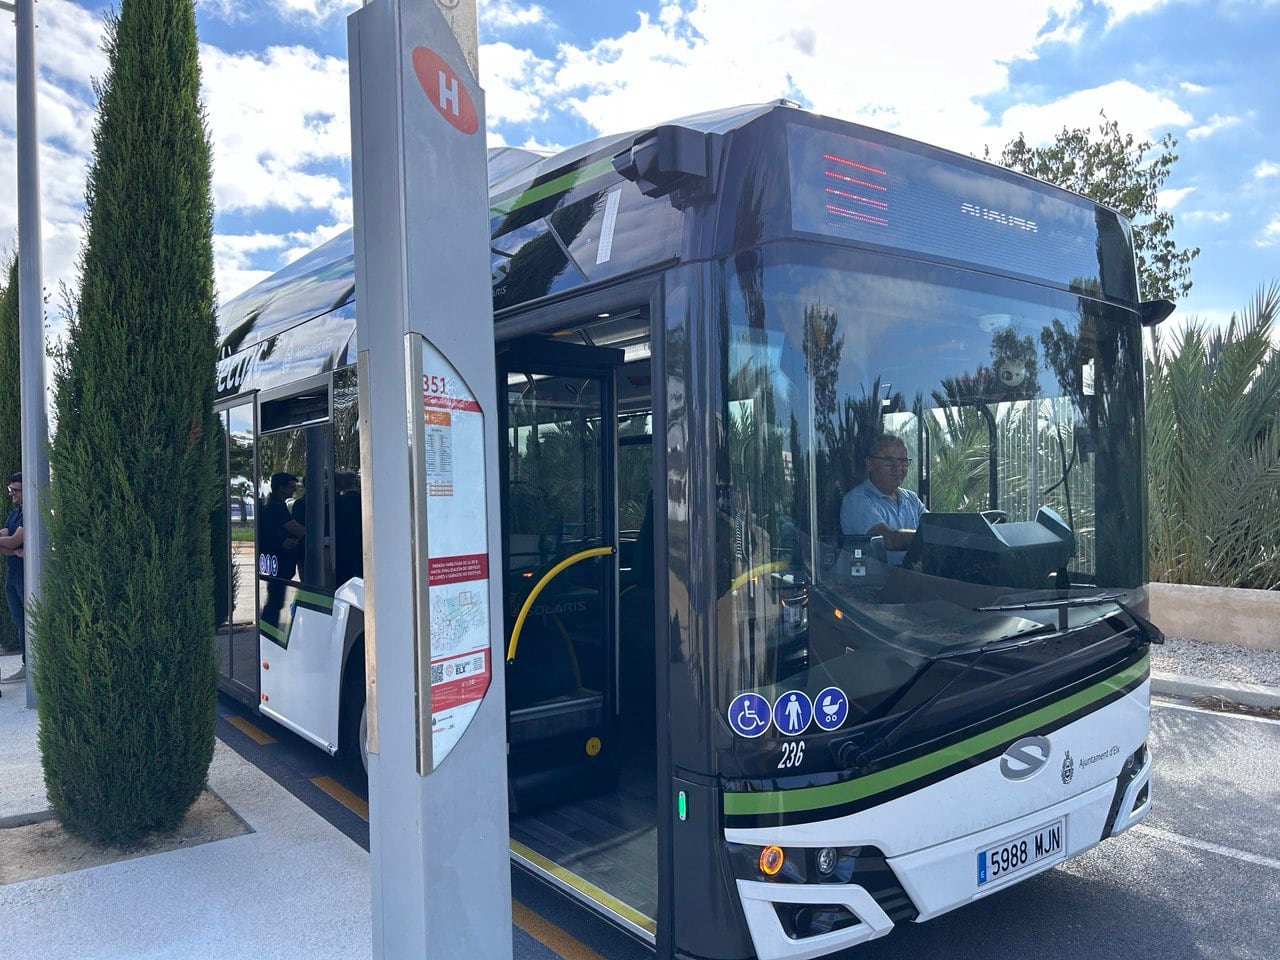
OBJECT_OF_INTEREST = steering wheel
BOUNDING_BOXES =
[981,509,1009,525]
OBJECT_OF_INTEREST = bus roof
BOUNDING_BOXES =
[217,102,784,357]
[217,100,1136,388]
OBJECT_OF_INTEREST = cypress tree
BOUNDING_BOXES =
[34,0,219,845]
[0,257,21,654]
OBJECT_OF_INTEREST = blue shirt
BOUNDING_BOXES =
[840,480,926,565]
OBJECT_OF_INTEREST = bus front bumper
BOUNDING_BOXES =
[732,748,1152,960]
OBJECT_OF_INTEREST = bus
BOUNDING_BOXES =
[213,101,1164,960]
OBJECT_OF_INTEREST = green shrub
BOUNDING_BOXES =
[33,0,219,845]
[1147,284,1280,590]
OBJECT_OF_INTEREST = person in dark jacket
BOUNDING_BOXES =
[260,471,305,630]
[0,473,26,683]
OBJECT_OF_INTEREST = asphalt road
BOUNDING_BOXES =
[834,699,1280,960]
[218,696,1280,960]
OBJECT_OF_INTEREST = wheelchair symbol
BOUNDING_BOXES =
[728,693,772,738]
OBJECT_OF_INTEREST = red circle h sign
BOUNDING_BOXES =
[411,46,479,135]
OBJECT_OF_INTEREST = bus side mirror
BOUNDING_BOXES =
[614,125,721,206]
[1139,299,1175,328]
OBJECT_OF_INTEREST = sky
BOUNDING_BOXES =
[0,0,1278,333]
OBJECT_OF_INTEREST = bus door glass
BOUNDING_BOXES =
[215,401,259,703]
[255,385,337,738]
[502,365,613,731]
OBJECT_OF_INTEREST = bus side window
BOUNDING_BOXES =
[333,365,363,587]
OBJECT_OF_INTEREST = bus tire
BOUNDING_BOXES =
[340,640,367,781]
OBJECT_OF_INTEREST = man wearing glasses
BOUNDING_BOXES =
[0,474,24,682]
[840,436,925,567]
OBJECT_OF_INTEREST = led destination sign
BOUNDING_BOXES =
[787,123,1137,303]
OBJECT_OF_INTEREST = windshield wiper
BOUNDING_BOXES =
[975,593,1165,643]
[841,626,1056,773]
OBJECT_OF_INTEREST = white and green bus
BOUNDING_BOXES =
[213,102,1164,960]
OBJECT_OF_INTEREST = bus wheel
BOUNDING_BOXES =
[340,646,368,782]
[358,699,369,776]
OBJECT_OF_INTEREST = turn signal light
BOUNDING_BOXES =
[759,845,785,876]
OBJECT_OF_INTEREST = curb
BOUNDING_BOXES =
[1152,670,1280,710]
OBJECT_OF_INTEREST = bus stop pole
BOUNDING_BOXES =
[12,0,51,709]
[348,1,513,957]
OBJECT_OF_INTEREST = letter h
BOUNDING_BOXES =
[438,71,459,116]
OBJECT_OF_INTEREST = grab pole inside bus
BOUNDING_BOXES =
[348,1,513,957]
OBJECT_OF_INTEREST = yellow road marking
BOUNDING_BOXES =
[310,776,618,957]
[227,715,276,745]
[311,776,370,820]
[512,899,607,960]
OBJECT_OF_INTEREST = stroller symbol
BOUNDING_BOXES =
[814,686,849,731]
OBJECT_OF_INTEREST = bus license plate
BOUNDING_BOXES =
[977,819,1064,886]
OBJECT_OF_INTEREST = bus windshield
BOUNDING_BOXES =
[715,240,1145,724]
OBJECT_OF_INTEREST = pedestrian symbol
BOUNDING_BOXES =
[772,690,812,736]
[728,692,772,738]
[813,686,849,731]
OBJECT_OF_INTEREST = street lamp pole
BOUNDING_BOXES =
[4,0,51,709]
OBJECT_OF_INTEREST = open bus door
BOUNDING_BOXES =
[499,334,663,943]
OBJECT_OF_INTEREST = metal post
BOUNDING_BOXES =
[11,0,50,709]
[348,1,513,957]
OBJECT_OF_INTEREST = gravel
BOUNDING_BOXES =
[1151,636,1280,688]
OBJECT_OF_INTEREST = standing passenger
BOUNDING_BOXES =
[261,472,305,629]
[0,474,25,682]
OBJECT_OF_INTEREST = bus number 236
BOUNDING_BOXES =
[778,741,805,769]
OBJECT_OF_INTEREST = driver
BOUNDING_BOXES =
[840,434,926,566]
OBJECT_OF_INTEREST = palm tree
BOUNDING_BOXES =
[1146,284,1280,589]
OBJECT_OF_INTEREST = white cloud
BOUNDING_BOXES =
[196,0,247,23]
[213,231,289,300]
[1157,186,1195,210]
[1097,0,1176,24]
[1187,113,1241,139]
[1254,161,1280,179]
[265,0,358,24]
[1183,210,1230,223]
[200,44,351,213]
[252,0,544,29]
[481,0,546,30]
[989,80,1191,152]
[481,41,556,126]
[1179,81,1209,94]
[1258,217,1280,248]
[544,1,1091,156]
[519,135,563,155]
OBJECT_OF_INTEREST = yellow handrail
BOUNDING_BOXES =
[730,560,790,592]
[506,546,616,664]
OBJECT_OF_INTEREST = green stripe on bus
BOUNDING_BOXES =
[295,588,334,611]
[489,157,619,216]
[723,656,1149,818]
[259,620,286,643]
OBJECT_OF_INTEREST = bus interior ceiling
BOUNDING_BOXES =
[504,310,660,926]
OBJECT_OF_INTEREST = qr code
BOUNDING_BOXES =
[430,663,444,685]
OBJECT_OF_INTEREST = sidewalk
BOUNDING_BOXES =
[1151,636,1280,709]
[0,653,373,960]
